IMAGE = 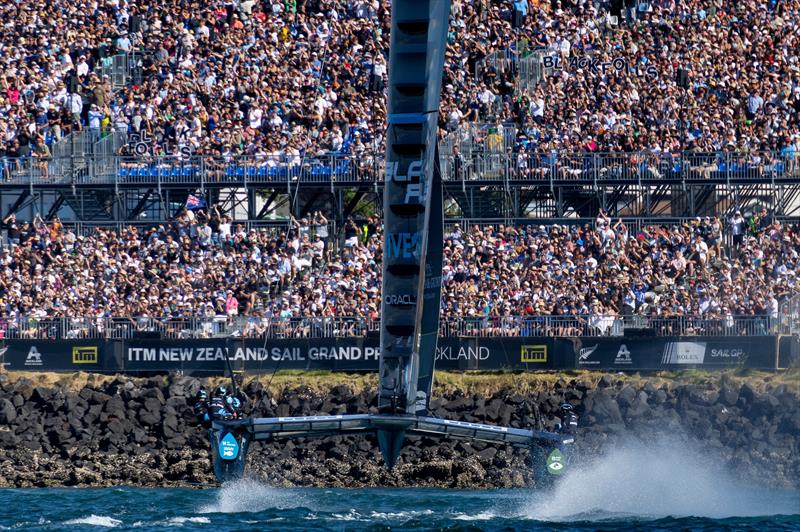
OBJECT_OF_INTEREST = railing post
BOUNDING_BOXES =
[726,151,731,182]
[330,154,335,193]
[680,151,687,186]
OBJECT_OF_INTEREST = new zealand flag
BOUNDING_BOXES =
[186,194,206,210]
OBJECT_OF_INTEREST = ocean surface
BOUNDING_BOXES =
[0,483,797,531]
[2,440,798,531]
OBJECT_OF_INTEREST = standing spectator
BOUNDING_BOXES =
[1,213,19,247]
[729,210,745,248]
[32,136,50,178]
[87,104,104,134]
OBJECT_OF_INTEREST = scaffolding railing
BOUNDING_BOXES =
[516,48,553,94]
[1,149,799,187]
[439,150,800,182]
[779,295,800,336]
[99,53,143,91]
[0,315,783,340]
[60,218,330,237]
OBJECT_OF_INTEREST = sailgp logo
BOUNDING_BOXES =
[578,345,599,365]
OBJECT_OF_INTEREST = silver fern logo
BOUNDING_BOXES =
[578,344,599,364]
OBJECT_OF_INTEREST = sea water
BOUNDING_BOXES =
[0,483,796,531]
[1,440,798,531]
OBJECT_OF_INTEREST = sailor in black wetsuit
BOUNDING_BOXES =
[209,386,234,421]
[193,388,211,428]
[558,403,578,435]
[225,394,242,419]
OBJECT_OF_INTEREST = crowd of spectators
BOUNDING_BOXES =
[2,0,799,174]
[444,0,800,166]
[438,207,797,336]
[0,205,795,338]
[0,0,118,161]
[1,0,389,169]
[0,0,798,337]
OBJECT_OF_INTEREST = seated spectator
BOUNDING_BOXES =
[0,207,794,339]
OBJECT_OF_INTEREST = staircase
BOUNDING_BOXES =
[60,189,115,221]
[445,186,510,218]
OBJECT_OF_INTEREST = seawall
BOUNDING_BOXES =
[0,371,797,489]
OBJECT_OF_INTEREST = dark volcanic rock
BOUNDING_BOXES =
[718,386,739,407]
[0,373,795,490]
[597,375,614,388]
[0,399,16,424]
[592,391,623,425]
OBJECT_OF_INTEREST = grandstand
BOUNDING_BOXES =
[1,0,799,222]
[0,0,798,348]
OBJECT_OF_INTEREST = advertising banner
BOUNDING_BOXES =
[121,338,557,373]
[0,335,779,374]
[568,336,776,370]
[778,336,799,370]
[0,340,107,372]
[123,338,383,373]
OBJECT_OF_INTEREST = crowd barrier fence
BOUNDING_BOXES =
[0,315,789,341]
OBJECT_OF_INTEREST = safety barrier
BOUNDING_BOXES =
[1,149,798,187]
[61,219,332,238]
[444,150,797,182]
[0,315,785,341]
[779,295,800,336]
[99,53,143,90]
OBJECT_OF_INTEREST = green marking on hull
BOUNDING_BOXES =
[546,448,566,475]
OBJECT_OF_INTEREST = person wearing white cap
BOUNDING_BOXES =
[87,104,103,131]
[75,55,89,78]
[729,210,745,249]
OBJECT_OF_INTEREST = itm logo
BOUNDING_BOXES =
[521,345,547,363]
[25,346,43,366]
[72,346,99,364]
[615,344,632,365]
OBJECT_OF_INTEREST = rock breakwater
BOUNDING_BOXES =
[0,372,796,489]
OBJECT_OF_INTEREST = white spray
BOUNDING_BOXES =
[526,435,799,520]
[199,478,308,514]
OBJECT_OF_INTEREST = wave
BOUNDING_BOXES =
[199,478,307,514]
[131,516,211,528]
[370,509,435,520]
[453,511,497,521]
[525,436,799,521]
[168,516,212,525]
[63,515,122,527]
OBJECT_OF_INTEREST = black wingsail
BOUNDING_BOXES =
[414,146,443,414]
[206,0,576,483]
[376,0,451,468]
